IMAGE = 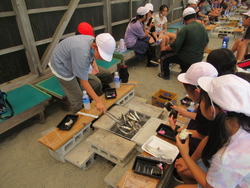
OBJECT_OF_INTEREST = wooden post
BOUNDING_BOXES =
[103,0,112,33]
[11,0,42,75]
[40,0,80,70]
[167,0,183,16]
[129,0,133,21]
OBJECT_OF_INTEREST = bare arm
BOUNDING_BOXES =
[176,135,213,188]
[80,80,106,113]
[237,39,250,62]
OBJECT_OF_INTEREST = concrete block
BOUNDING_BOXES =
[125,96,147,104]
[104,151,140,188]
[65,139,96,170]
[86,129,136,167]
[53,123,92,156]
[115,89,134,106]
[131,117,165,148]
[92,105,129,130]
[123,99,163,118]
[49,149,66,162]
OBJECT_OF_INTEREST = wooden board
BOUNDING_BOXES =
[96,58,121,73]
[36,76,66,99]
[38,81,138,151]
[205,23,219,31]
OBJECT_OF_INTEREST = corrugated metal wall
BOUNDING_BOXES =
[0,0,184,84]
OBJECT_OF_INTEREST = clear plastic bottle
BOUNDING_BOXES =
[187,102,196,112]
[119,39,125,53]
[114,72,120,89]
[82,90,91,110]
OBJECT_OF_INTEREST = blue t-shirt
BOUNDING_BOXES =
[50,35,94,81]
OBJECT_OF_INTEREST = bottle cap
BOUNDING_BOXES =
[83,90,87,95]
[120,38,124,41]
[115,72,119,75]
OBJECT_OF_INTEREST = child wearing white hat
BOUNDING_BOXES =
[231,10,250,63]
[168,62,218,156]
[124,6,158,67]
[175,74,250,187]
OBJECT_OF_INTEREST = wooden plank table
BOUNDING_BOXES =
[0,84,51,134]
[38,81,138,151]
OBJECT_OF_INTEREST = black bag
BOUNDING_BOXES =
[0,90,14,120]
[119,65,129,83]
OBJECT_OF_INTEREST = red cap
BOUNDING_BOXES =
[77,22,95,37]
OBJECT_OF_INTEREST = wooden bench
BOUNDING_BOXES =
[206,23,220,36]
[38,80,138,151]
[167,21,185,33]
[113,50,136,65]
[36,76,66,100]
[0,84,51,134]
[96,58,121,73]
[233,27,244,38]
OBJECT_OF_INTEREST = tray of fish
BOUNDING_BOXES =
[107,109,151,140]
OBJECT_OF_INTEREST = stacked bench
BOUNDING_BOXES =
[38,81,137,170]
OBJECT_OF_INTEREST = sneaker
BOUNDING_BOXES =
[172,169,184,184]
[147,62,158,67]
[158,73,170,80]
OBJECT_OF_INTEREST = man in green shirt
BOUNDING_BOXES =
[158,7,209,80]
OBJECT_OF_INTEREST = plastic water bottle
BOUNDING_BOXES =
[222,36,230,48]
[114,72,120,89]
[187,102,196,112]
[119,39,125,53]
[82,90,91,110]
[222,41,227,48]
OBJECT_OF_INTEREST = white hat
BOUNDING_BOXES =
[137,6,149,15]
[188,0,198,4]
[96,33,115,62]
[183,7,196,17]
[198,74,250,117]
[178,62,218,86]
[242,10,250,17]
[145,3,154,11]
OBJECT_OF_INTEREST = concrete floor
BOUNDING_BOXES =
[0,36,237,188]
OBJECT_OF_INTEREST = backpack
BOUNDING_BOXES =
[0,90,14,120]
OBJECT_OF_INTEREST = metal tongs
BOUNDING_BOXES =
[106,111,123,126]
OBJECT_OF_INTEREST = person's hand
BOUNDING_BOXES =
[175,133,190,157]
[96,100,106,114]
[175,158,189,172]
[171,105,187,117]
[168,114,177,130]
[91,65,99,74]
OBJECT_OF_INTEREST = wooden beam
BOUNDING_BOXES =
[11,0,42,75]
[41,0,80,70]
[103,0,112,33]
[129,0,132,21]
[167,0,183,16]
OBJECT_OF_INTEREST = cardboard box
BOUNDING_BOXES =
[152,89,178,108]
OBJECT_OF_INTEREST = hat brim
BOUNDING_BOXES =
[242,13,250,16]
[198,77,213,92]
[177,73,191,84]
[97,46,113,62]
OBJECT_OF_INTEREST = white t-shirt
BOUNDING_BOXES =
[207,127,250,187]
[154,14,168,32]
